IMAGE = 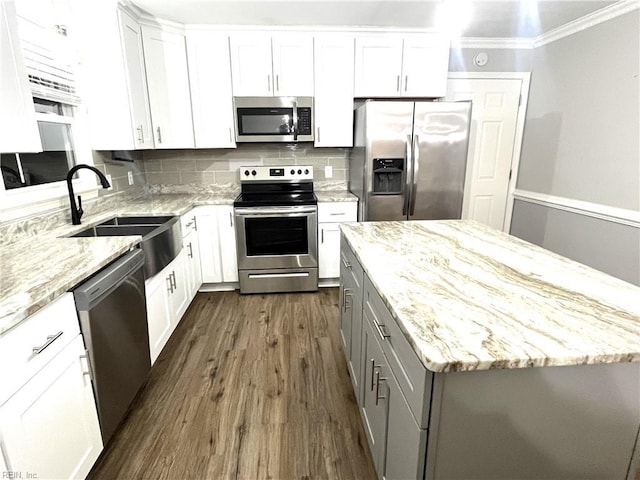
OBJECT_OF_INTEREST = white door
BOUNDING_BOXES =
[271,35,314,96]
[216,206,238,282]
[447,78,521,231]
[145,272,172,364]
[314,36,354,147]
[0,336,103,479]
[318,222,342,279]
[354,36,403,97]
[401,36,449,98]
[142,25,194,148]
[229,35,273,96]
[197,210,223,283]
[187,32,236,148]
[118,10,153,149]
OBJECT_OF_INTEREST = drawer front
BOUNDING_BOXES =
[340,235,364,290]
[0,293,81,405]
[318,201,357,223]
[363,275,433,428]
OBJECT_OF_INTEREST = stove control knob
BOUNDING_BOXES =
[244,170,250,176]
[290,169,295,175]
[251,170,257,176]
[297,169,302,174]
[304,169,309,175]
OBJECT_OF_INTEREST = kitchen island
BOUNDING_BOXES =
[339,220,640,480]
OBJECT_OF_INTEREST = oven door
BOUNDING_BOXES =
[235,206,318,270]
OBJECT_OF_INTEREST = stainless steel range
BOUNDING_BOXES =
[234,165,318,294]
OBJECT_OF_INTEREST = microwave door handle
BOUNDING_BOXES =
[403,135,412,216]
[292,101,298,141]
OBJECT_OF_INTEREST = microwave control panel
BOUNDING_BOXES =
[297,108,312,135]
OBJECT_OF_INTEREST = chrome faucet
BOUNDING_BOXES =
[66,164,111,225]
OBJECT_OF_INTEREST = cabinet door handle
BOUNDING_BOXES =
[342,287,352,311]
[32,331,63,355]
[167,276,173,294]
[341,256,352,269]
[370,358,380,391]
[317,127,320,143]
[187,242,193,258]
[193,216,198,231]
[267,75,271,92]
[405,75,408,92]
[156,126,162,143]
[80,350,93,381]
[276,74,280,92]
[396,75,400,92]
[171,271,177,290]
[321,228,324,244]
[375,370,387,405]
[373,321,391,341]
[136,125,143,143]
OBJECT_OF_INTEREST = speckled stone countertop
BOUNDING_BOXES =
[340,220,640,373]
[0,191,239,335]
[0,188,355,335]
[315,191,357,202]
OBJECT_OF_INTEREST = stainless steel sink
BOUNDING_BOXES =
[70,216,182,278]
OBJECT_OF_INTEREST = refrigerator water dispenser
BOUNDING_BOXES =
[372,158,404,194]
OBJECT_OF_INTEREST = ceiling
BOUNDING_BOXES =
[131,0,620,38]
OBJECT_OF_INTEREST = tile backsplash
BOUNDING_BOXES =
[142,144,351,190]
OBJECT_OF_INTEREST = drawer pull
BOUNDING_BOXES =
[32,331,63,355]
[342,288,353,312]
[341,257,352,269]
[187,242,193,258]
[375,370,387,405]
[329,212,345,216]
[373,321,391,341]
[370,358,382,391]
[167,276,173,294]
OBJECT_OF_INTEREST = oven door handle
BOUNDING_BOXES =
[235,207,317,216]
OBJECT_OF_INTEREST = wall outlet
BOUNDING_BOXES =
[127,171,134,185]
[324,165,333,178]
[106,174,113,190]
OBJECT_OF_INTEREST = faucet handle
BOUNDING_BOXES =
[77,195,84,219]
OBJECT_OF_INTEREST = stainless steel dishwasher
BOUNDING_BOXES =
[73,248,151,445]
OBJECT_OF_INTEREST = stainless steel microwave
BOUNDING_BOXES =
[233,97,314,143]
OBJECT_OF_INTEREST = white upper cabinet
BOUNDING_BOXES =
[186,32,236,148]
[0,1,41,153]
[271,35,314,96]
[401,36,450,97]
[354,34,450,98]
[314,35,354,147]
[141,25,194,149]
[118,10,154,148]
[354,36,403,97]
[230,34,313,97]
[80,3,152,150]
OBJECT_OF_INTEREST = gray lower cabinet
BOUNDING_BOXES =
[340,236,365,403]
[341,236,430,480]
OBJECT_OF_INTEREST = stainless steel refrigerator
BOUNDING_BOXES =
[349,100,472,221]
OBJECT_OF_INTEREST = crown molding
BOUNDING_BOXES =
[534,0,639,47]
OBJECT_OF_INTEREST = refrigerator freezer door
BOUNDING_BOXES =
[410,101,472,220]
[364,101,414,221]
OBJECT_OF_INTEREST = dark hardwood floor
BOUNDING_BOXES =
[88,288,377,480]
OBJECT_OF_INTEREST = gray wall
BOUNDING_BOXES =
[511,12,640,286]
[449,47,533,73]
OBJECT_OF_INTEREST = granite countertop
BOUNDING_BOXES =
[340,220,640,373]
[0,191,238,335]
[315,191,357,202]
[0,189,355,335]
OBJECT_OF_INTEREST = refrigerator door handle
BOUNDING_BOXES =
[410,134,420,215]
[403,134,412,216]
